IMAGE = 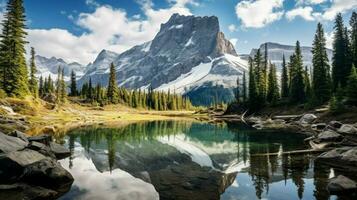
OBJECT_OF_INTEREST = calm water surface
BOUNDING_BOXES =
[57,121,352,200]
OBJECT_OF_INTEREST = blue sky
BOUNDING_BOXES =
[7,0,356,64]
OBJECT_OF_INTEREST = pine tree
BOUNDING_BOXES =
[56,66,61,102]
[87,78,93,100]
[0,0,29,97]
[289,41,306,104]
[267,63,279,104]
[332,13,352,90]
[39,75,44,97]
[60,68,66,102]
[248,57,259,110]
[254,49,266,103]
[346,66,357,105]
[281,54,289,98]
[242,71,247,102]
[351,12,357,70]
[107,63,119,103]
[29,47,38,97]
[235,76,240,103]
[70,70,77,96]
[312,23,331,104]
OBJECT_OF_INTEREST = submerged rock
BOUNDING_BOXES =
[327,175,357,194]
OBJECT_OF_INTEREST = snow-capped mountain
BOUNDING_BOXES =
[249,42,333,70]
[35,55,86,81]
[78,14,248,105]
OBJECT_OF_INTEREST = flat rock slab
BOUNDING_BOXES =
[0,132,28,154]
[49,142,70,160]
[338,124,357,135]
[317,130,342,142]
[7,149,47,167]
[328,175,357,194]
[28,135,52,146]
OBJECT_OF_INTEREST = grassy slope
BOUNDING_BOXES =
[0,96,199,135]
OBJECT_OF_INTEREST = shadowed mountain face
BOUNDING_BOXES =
[56,121,356,200]
[77,14,248,105]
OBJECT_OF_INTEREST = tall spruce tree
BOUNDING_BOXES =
[267,63,279,104]
[248,57,259,110]
[351,12,357,69]
[0,0,29,97]
[312,23,331,104]
[346,66,357,105]
[56,66,61,102]
[254,49,266,104]
[289,41,306,104]
[29,47,38,97]
[39,75,44,97]
[332,13,352,90]
[281,54,289,98]
[242,71,247,102]
[70,70,77,96]
[107,63,119,103]
[235,76,240,103]
[60,68,66,102]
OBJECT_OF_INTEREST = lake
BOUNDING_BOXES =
[57,120,346,200]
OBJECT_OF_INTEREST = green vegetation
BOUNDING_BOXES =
[233,11,357,114]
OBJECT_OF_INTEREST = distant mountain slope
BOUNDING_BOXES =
[78,14,248,105]
[249,42,333,70]
[35,55,86,81]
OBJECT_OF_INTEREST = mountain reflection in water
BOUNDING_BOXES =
[57,121,350,200]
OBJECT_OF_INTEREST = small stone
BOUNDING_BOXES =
[329,121,343,130]
[311,123,326,131]
[28,135,52,146]
[328,175,357,194]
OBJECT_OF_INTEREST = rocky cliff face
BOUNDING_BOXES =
[78,14,248,105]
[249,42,333,70]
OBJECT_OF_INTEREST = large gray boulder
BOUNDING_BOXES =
[9,130,29,143]
[316,147,357,171]
[0,132,28,154]
[316,130,342,142]
[299,114,317,125]
[22,158,74,193]
[338,124,357,135]
[327,175,357,194]
[0,183,58,200]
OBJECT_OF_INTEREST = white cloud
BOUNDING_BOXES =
[286,6,315,21]
[235,0,284,28]
[26,1,194,64]
[228,24,238,32]
[318,0,357,20]
[230,38,238,47]
[85,0,100,7]
[296,0,327,5]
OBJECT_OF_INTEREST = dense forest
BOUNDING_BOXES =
[0,0,192,111]
[234,11,357,114]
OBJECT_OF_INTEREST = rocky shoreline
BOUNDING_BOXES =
[0,130,73,200]
[215,113,357,194]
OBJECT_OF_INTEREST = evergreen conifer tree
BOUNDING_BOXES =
[39,75,44,97]
[248,57,259,110]
[0,0,29,97]
[242,71,247,102]
[346,66,357,105]
[281,55,289,98]
[332,13,352,90]
[350,12,357,69]
[60,68,66,102]
[107,63,119,103]
[289,41,306,104]
[267,63,279,104]
[312,23,331,104]
[29,47,38,97]
[70,70,77,96]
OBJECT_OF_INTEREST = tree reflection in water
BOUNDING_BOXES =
[57,121,355,200]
